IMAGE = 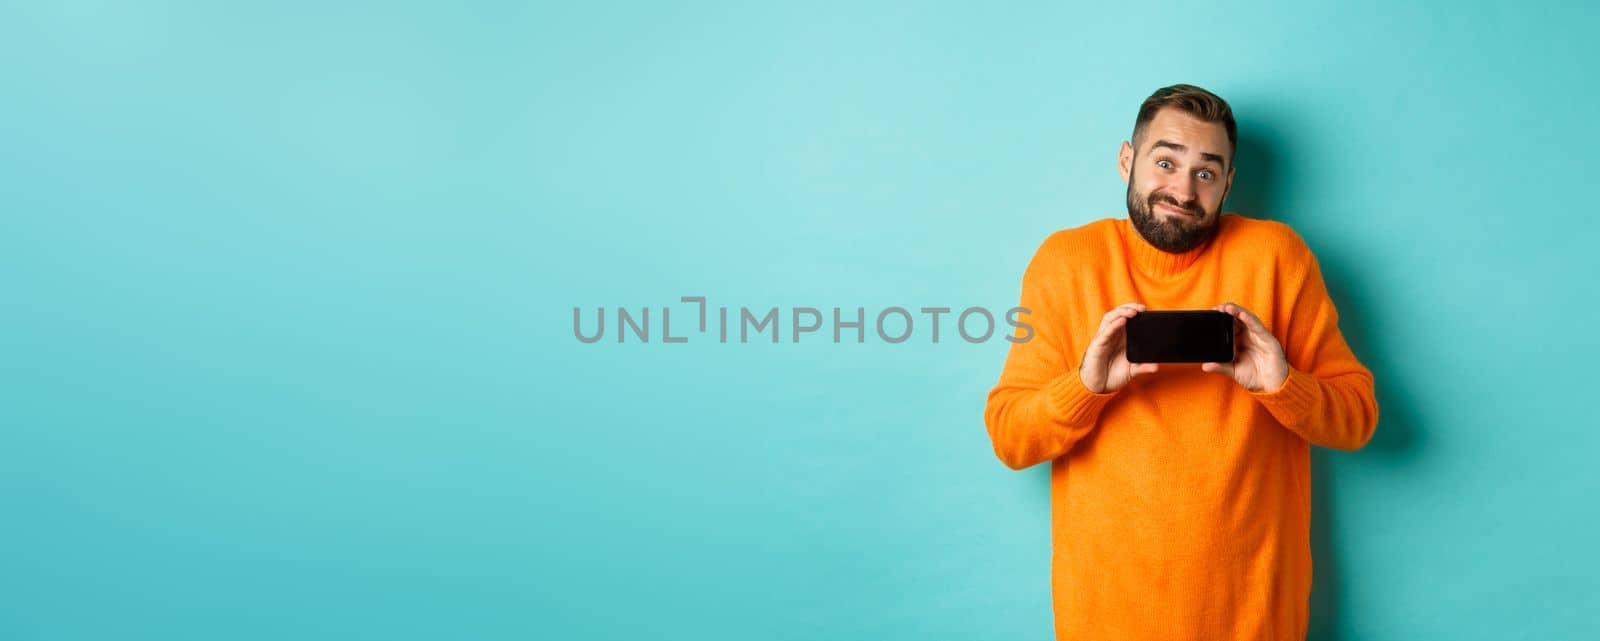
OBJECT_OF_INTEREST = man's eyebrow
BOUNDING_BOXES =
[1150,139,1186,153]
[1150,139,1227,168]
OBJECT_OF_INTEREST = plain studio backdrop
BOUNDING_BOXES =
[3,2,1596,640]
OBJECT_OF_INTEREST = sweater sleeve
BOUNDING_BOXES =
[983,236,1119,470]
[1248,243,1380,450]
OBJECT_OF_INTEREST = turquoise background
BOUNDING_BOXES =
[3,1,1596,639]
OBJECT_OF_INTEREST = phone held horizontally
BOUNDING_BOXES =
[1125,310,1235,363]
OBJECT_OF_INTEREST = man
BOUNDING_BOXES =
[983,84,1379,640]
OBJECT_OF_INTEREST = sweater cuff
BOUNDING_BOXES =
[1044,372,1119,427]
[1249,367,1321,427]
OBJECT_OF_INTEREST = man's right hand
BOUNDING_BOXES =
[1079,302,1160,393]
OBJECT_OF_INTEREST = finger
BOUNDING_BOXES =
[1098,307,1132,332]
[1130,362,1159,377]
[1217,303,1242,326]
[1104,303,1143,321]
[1224,302,1270,336]
[1219,302,1240,319]
[1095,311,1117,337]
[1104,303,1144,326]
[1219,304,1263,346]
[1201,362,1234,377]
[1098,305,1141,336]
[1094,315,1130,347]
[1089,317,1121,350]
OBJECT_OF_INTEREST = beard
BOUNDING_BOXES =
[1126,174,1219,253]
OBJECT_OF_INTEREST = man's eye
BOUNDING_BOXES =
[1197,170,1214,180]
[1157,160,1173,169]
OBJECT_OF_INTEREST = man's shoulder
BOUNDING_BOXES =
[1219,213,1314,262]
[1030,217,1121,266]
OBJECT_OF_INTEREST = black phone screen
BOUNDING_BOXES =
[1124,310,1236,363]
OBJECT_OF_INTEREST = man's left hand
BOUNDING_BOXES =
[1202,302,1289,393]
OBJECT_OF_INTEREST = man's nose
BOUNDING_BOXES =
[1168,176,1197,203]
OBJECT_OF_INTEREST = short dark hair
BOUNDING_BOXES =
[1132,84,1236,164]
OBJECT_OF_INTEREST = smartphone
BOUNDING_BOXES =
[1125,310,1235,363]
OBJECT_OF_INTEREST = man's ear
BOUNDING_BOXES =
[1221,164,1236,209]
[1118,141,1133,183]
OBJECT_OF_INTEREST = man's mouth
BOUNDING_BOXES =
[1156,201,1197,217]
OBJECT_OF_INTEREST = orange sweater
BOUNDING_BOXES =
[984,213,1378,640]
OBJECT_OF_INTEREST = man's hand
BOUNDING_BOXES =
[1202,302,1289,393]
[1080,303,1160,393]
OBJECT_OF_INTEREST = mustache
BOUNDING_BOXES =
[1149,192,1202,215]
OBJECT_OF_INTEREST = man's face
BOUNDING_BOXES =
[1118,108,1235,253]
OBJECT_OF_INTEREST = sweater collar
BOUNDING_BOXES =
[1120,214,1226,278]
